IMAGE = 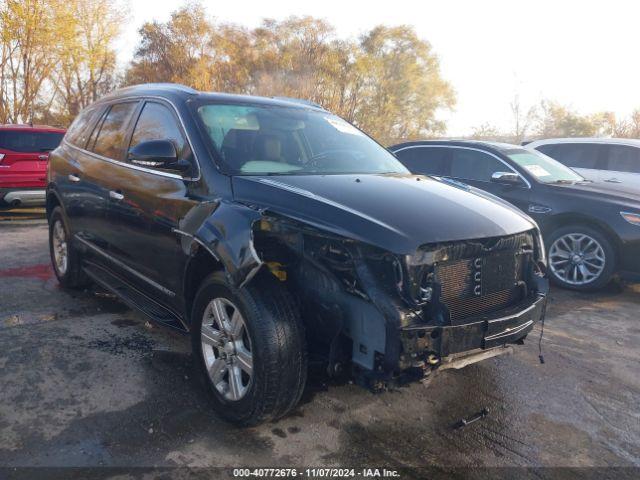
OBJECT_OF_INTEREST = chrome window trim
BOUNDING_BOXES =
[63,95,202,182]
[392,144,532,189]
[75,235,176,297]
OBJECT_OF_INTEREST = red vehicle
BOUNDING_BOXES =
[0,124,65,207]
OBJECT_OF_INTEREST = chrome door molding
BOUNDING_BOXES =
[75,235,176,297]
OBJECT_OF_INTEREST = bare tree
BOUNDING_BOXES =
[510,93,537,143]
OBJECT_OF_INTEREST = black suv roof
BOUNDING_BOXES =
[97,83,325,111]
[391,140,524,153]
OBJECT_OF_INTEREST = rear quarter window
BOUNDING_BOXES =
[65,107,100,148]
[606,145,640,173]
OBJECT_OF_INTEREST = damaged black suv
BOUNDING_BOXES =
[46,84,548,425]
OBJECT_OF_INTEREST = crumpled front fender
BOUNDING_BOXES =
[177,200,264,287]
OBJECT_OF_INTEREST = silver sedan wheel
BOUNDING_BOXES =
[549,233,606,286]
[201,298,253,401]
[52,220,68,276]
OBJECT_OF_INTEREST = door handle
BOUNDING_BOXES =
[109,190,124,201]
[68,174,80,182]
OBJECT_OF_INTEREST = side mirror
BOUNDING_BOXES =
[127,140,189,172]
[491,171,523,186]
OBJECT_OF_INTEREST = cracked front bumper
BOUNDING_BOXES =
[400,293,547,368]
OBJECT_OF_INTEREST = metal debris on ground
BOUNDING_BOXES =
[455,407,489,429]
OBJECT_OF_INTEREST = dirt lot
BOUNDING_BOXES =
[0,213,639,478]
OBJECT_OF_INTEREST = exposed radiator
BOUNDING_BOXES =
[434,250,527,322]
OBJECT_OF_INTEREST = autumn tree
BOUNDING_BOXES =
[355,26,454,144]
[48,0,126,125]
[0,0,124,125]
[0,0,66,123]
[124,4,455,145]
[125,2,254,93]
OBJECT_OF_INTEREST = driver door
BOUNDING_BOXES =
[395,146,531,212]
[443,147,531,213]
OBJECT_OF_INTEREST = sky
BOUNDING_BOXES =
[118,0,640,136]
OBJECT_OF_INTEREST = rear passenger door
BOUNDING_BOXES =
[105,100,199,313]
[394,146,450,177]
[81,101,140,251]
[64,101,139,254]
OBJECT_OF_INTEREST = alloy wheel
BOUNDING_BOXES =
[52,220,68,275]
[201,298,253,401]
[548,233,606,286]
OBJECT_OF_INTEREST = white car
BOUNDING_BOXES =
[526,138,640,188]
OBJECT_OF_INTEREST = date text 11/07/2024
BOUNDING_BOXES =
[232,468,401,477]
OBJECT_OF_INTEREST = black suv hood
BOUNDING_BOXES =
[232,174,534,254]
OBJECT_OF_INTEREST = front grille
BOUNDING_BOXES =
[433,243,529,322]
[443,287,522,321]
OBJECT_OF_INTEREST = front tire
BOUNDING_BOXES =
[546,225,615,291]
[48,206,89,288]
[191,271,307,426]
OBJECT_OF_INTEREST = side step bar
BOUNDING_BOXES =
[83,261,188,332]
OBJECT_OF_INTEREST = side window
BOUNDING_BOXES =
[607,145,640,173]
[89,102,139,160]
[535,144,556,157]
[129,102,187,159]
[395,147,450,176]
[449,149,510,182]
[86,108,108,151]
[65,107,99,148]
[541,143,600,168]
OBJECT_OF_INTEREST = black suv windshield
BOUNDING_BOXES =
[505,149,584,184]
[197,104,408,175]
[0,131,64,152]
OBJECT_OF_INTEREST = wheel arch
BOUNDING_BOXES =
[45,189,63,220]
[183,245,224,328]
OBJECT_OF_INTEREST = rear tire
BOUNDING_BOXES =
[546,224,615,291]
[48,206,89,289]
[191,270,307,426]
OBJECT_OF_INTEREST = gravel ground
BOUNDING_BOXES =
[0,216,639,479]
